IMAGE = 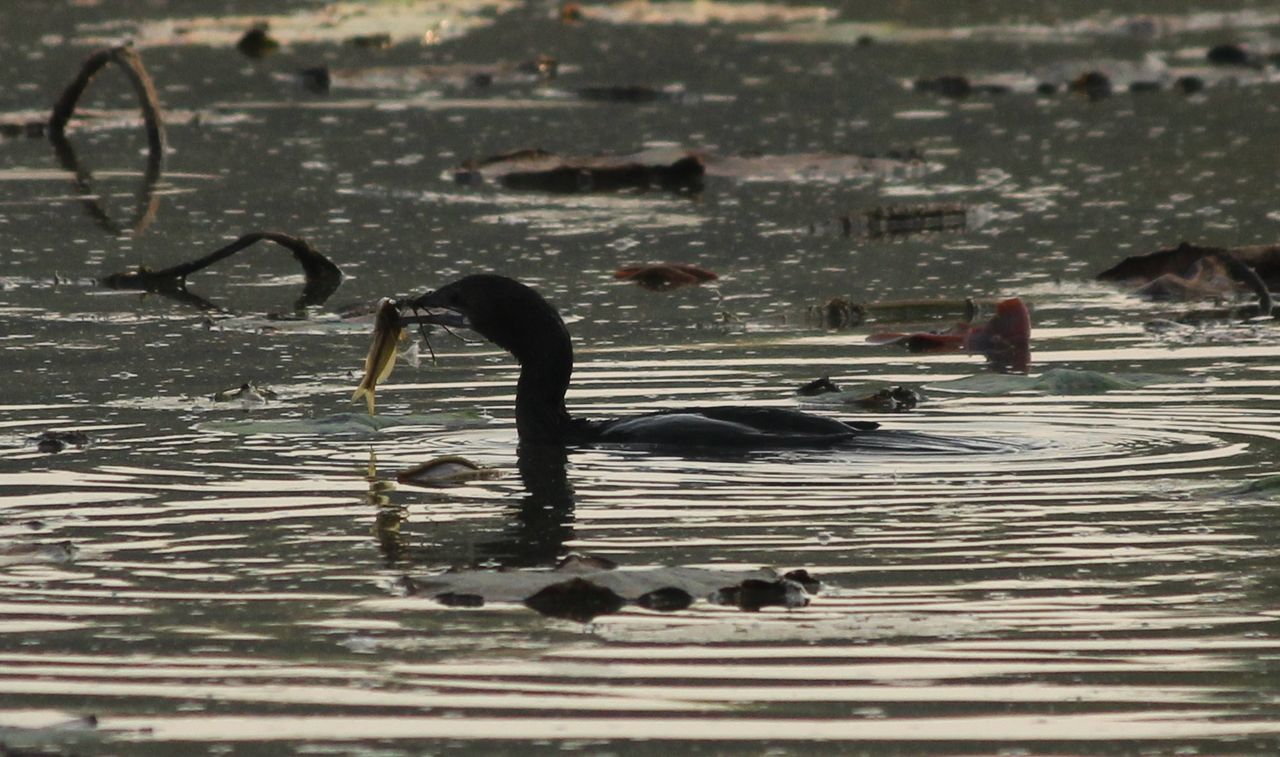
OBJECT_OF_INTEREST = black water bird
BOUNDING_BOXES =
[395,274,879,447]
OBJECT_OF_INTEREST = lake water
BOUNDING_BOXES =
[1,0,1279,753]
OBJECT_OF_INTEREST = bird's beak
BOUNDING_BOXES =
[396,293,470,330]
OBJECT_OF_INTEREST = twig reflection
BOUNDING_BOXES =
[47,45,166,237]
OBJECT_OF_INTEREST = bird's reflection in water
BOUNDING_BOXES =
[486,443,575,567]
[369,443,575,569]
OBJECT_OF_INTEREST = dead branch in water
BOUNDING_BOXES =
[1212,249,1273,317]
[43,46,166,236]
[48,45,165,155]
[1178,250,1276,323]
[100,232,344,311]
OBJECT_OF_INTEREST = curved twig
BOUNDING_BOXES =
[100,232,344,311]
[49,46,165,155]
[46,46,166,236]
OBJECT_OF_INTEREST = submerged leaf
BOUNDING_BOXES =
[396,456,500,487]
[524,578,627,622]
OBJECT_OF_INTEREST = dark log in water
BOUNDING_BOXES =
[456,148,705,193]
[100,231,344,311]
[796,376,841,396]
[1098,241,1280,291]
[862,204,969,237]
[614,263,718,291]
[1177,250,1276,323]
[810,204,972,240]
[236,27,280,59]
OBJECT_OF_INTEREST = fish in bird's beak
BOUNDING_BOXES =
[352,293,472,414]
[352,299,404,414]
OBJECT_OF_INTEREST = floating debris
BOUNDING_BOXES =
[435,592,485,608]
[796,376,840,397]
[408,563,817,619]
[1069,70,1113,100]
[1174,74,1205,94]
[862,204,969,237]
[33,430,90,454]
[706,150,935,184]
[711,577,810,611]
[563,0,837,26]
[288,57,559,95]
[1176,252,1274,322]
[455,148,705,193]
[1098,241,1280,293]
[782,569,821,594]
[455,146,936,192]
[807,297,864,329]
[297,66,332,95]
[1100,244,1277,322]
[395,456,499,487]
[803,385,922,412]
[812,204,983,240]
[236,26,280,58]
[560,2,583,22]
[850,386,920,412]
[100,231,344,313]
[352,299,405,415]
[614,263,718,291]
[523,577,627,622]
[868,298,1032,373]
[210,383,279,404]
[901,48,1280,101]
[347,33,393,49]
[636,587,694,612]
[1205,42,1259,68]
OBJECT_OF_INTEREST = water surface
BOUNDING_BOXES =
[1,0,1279,753]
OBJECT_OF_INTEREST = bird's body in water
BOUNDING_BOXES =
[385,274,880,448]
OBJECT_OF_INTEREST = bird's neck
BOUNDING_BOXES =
[514,340,573,444]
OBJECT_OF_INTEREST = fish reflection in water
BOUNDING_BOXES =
[370,443,575,569]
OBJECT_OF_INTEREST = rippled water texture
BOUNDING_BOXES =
[2,0,1279,753]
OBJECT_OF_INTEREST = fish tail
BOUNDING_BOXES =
[352,385,376,414]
